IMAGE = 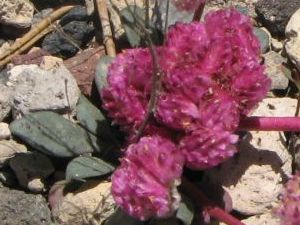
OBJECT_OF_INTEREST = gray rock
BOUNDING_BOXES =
[0,139,27,168]
[32,8,53,25]
[271,38,283,52]
[9,64,80,118]
[0,84,12,121]
[9,151,54,193]
[263,51,290,90]
[285,8,300,72]
[0,185,51,225]
[0,0,34,28]
[253,27,270,53]
[255,0,300,37]
[0,167,17,186]
[0,122,10,140]
[42,7,94,58]
[204,98,294,215]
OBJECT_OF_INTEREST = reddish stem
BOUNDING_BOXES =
[182,178,246,225]
[193,1,206,21]
[239,116,300,132]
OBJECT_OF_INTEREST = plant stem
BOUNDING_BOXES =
[239,116,300,132]
[164,0,170,40]
[181,178,246,225]
[193,0,206,21]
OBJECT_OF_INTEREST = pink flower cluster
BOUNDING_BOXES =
[276,173,300,225]
[102,8,270,220]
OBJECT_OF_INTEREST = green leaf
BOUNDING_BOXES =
[176,195,195,225]
[66,156,114,181]
[10,111,107,157]
[120,5,145,47]
[105,208,142,225]
[77,95,117,141]
[95,55,114,92]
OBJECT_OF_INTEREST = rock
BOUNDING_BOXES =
[0,167,17,186]
[0,185,51,225]
[85,0,94,15]
[32,8,53,25]
[255,0,300,37]
[40,55,63,70]
[0,122,10,140]
[271,38,283,52]
[285,8,300,72]
[9,151,54,192]
[204,98,294,215]
[253,27,270,53]
[241,212,280,225]
[11,48,50,66]
[42,6,94,58]
[64,47,105,96]
[51,180,115,225]
[9,64,80,118]
[0,139,27,168]
[0,0,34,28]
[0,83,12,121]
[263,51,290,90]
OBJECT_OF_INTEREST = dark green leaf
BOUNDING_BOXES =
[95,55,114,92]
[10,111,106,157]
[66,156,114,181]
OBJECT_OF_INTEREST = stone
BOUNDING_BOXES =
[255,0,300,37]
[0,83,12,121]
[0,167,17,186]
[0,0,34,28]
[253,27,270,53]
[263,51,290,90]
[85,0,94,15]
[0,185,51,225]
[32,8,53,25]
[271,38,283,52]
[42,6,94,58]
[9,151,54,192]
[9,64,80,118]
[285,8,300,72]
[0,139,27,168]
[40,55,63,70]
[204,98,294,215]
[51,180,115,225]
[0,122,10,140]
[241,212,280,225]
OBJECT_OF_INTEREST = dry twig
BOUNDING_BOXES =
[0,5,75,67]
[96,0,116,57]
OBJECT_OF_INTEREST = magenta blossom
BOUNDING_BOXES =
[276,172,300,225]
[101,8,270,170]
[111,135,184,220]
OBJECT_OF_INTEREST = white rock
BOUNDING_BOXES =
[9,151,54,193]
[9,64,80,118]
[0,122,11,140]
[241,212,280,225]
[0,139,27,168]
[0,84,13,121]
[285,8,300,71]
[52,180,115,225]
[40,56,63,70]
[0,0,34,28]
[271,38,283,52]
[204,98,294,215]
[263,51,289,90]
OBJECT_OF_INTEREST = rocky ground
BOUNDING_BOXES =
[0,0,300,224]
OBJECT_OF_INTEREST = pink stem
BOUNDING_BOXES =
[193,0,206,21]
[182,178,245,225]
[239,116,300,131]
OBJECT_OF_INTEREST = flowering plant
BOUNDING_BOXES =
[99,1,300,224]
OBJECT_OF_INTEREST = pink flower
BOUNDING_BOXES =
[111,135,184,220]
[276,172,300,225]
[179,126,239,169]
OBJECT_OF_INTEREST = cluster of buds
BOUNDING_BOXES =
[276,172,300,225]
[101,8,270,220]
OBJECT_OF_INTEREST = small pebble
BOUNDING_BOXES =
[0,123,11,140]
